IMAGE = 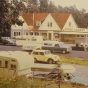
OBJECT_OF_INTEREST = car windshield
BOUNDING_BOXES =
[45,51,51,55]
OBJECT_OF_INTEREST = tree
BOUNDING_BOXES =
[39,0,49,13]
[0,0,24,37]
[0,0,9,36]
[48,1,58,13]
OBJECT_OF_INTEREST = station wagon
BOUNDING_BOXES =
[31,50,60,64]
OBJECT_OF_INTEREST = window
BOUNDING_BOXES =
[30,32,33,35]
[44,43,48,45]
[40,52,44,55]
[14,32,16,36]
[81,35,84,37]
[14,32,20,36]
[26,32,28,35]
[48,22,52,27]
[11,60,16,62]
[5,61,8,68]
[69,22,71,27]
[19,32,20,35]
[11,64,16,69]
[77,35,80,37]
[55,44,59,47]
[35,32,39,35]
[36,21,41,26]
[33,52,39,55]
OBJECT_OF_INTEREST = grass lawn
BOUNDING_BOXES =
[58,56,88,66]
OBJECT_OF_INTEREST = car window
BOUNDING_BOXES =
[39,52,44,55]
[45,51,51,54]
[33,52,39,55]
[55,44,59,47]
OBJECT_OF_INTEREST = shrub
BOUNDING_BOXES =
[1,39,10,45]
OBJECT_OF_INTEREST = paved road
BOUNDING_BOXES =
[0,45,88,59]
[72,64,88,79]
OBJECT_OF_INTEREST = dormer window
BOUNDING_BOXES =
[36,21,41,26]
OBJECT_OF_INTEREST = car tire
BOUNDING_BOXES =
[62,50,66,54]
[48,59,54,64]
[34,58,37,63]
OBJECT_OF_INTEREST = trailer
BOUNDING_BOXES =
[30,63,76,80]
[0,51,34,77]
[15,35,43,49]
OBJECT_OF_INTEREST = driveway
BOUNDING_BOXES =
[72,64,88,79]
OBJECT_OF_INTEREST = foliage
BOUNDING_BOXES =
[58,56,88,66]
[0,0,24,37]
[0,75,86,88]
[0,39,10,45]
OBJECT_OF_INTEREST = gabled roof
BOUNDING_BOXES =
[21,13,70,30]
[22,13,33,26]
[59,14,70,29]
[51,13,70,29]
[34,13,48,30]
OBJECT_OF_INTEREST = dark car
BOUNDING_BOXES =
[42,40,72,54]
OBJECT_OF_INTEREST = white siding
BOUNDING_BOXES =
[11,16,29,37]
[63,14,78,30]
[38,14,61,31]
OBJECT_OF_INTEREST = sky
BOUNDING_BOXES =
[50,0,88,12]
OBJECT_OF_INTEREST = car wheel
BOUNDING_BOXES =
[34,58,37,63]
[48,59,54,64]
[62,50,66,54]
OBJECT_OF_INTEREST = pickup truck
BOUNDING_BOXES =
[42,40,72,54]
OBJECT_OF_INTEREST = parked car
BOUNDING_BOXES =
[31,50,60,64]
[42,40,72,54]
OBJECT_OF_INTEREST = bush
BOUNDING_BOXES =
[0,39,10,45]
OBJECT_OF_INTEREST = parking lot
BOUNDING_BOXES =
[0,45,88,59]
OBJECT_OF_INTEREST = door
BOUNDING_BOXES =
[48,33,52,40]
[39,52,46,62]
[54,44,62,52]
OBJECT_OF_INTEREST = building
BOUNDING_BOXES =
[11,13,88,44]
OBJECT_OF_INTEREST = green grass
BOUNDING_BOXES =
[58,56,88,66]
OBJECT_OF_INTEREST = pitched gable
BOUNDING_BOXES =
[59,14,70,29]
[21,13,70,30]
[51,13,70,29]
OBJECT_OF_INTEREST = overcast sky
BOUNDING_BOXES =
[50,0,88,12]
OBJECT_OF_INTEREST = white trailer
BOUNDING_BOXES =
[14,35,43,51]
[0,51,34,77]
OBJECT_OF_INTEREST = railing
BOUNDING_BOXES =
[63,28,88,32]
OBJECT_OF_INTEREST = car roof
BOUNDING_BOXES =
[32,50,50,52]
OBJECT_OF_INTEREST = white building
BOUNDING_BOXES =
[11,13,88,44]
